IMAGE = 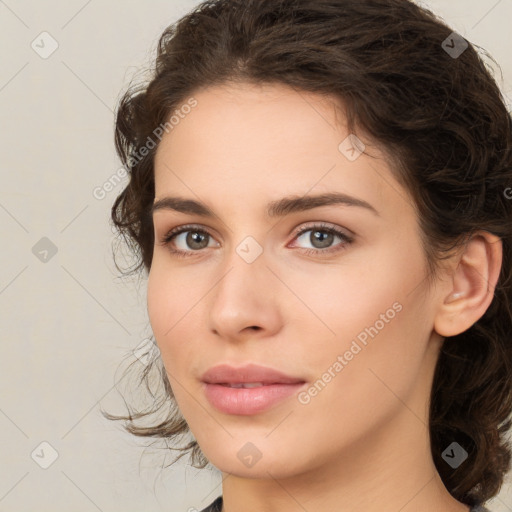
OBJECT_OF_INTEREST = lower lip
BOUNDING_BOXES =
[202,382,306,415]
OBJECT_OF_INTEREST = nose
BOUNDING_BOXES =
[207,247,283,343]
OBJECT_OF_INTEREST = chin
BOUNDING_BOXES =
[211,455,299,479]
[201,438,307,478]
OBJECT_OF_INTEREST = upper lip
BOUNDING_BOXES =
[201,363,306,385]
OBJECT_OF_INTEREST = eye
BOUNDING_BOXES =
[289,222,353,256]
[157,222,353,258]
[158,224,219,258]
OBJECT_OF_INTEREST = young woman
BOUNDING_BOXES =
[104,1,512,511]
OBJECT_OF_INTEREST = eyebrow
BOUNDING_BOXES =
[151,192,379,218]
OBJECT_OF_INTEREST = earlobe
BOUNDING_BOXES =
[434,232,502,337]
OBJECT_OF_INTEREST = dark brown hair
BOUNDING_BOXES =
[103,0,512,507]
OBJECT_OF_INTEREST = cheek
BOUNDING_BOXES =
[146,265,169,340]
[146,261,208,379]
[288,237,431,390]
[281,244,421,345]
[147,260,199,339]
[291,292,431,452]
[147,268,207,429]
[311,309,432,451]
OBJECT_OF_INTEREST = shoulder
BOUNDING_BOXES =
[198,496,223,512]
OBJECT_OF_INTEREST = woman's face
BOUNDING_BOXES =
[148,82,444,479]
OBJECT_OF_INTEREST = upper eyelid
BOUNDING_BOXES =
[294,222,352,235]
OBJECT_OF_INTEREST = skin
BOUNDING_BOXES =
[147,82,502,512]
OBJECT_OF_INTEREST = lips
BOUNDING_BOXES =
[201,363,305,386]
[201,363,307,415]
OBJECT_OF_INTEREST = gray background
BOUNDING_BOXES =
[0,1,511,511]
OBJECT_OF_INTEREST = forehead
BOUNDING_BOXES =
[156,81,345,161]
[152,82,409,219]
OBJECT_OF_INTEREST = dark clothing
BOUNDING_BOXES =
[198,496,490,512]
[200,496,222,512]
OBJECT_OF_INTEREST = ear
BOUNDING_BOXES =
[434,231,502,337]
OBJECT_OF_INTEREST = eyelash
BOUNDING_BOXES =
[158,222,354,259]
